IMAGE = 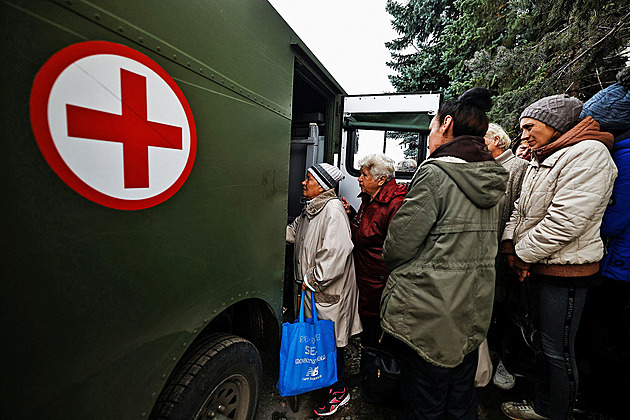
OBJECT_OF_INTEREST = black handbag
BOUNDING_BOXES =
[360,333,401,406]
[501,283,541,377]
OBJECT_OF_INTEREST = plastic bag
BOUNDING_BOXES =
[277,290,337,396]
[474,338,493,387]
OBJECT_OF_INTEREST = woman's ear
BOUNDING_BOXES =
[551,130,562,142]
[441,115,453,133]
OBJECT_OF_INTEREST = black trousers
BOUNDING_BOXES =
[397,339,478,420]
[577,276,629,419]
[330,346,346,392]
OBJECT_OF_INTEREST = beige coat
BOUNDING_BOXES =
[286,189,362,347]
[496,149,529,242]
[503,122,617,272]
[494,149,530,303]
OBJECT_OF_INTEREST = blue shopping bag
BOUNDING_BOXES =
[277,290,337,397]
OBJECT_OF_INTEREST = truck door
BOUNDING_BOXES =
[337,93,441,210]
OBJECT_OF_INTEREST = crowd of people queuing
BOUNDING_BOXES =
[286,66,629,419]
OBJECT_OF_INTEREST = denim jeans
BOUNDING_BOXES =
[528,276,587,420]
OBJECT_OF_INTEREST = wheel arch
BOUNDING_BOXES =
[149,298,280,419]
[199,297,280,355]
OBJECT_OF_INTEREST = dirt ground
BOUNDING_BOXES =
[258,335,399,420]
[257,336,524,420]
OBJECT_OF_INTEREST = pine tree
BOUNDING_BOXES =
[386,0,630,137]
[385,0,458,92]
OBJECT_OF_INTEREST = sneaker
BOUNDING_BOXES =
[493,360,516,390]
[313,387,350,417]
[501,401,548,420]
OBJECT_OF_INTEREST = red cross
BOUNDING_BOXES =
[66,69,183,188]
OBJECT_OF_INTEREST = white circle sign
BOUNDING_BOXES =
[30,41,197,210]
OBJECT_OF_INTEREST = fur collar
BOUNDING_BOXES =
[303,189,338,219]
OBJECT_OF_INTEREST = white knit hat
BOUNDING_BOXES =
[307,163,344,190]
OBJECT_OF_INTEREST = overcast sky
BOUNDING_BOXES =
[268,0,397,95]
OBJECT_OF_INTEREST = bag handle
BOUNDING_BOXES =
[310,291,318,322]
[297,290,318,323]
[298,290,306,323]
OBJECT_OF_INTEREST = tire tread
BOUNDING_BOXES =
[150,333,259,419]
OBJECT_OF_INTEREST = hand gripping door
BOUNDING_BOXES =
[277,290,337,397]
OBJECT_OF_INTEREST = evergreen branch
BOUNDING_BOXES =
[554,13,630,78]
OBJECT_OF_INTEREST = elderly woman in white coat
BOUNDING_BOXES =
[286,163,362,417]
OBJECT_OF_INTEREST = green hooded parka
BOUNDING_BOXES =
[381,135,508,368]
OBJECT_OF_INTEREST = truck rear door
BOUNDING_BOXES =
[337,93,441,210]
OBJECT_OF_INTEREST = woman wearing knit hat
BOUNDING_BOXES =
[500,94,618,420]
[286,162,362,417]
[574,66,630,419]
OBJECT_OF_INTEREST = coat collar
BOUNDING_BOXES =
[303,189,338,219]
[496,148,516,166]
[429,135,495,162]
[358,178,406,205]
[532,116,614,163]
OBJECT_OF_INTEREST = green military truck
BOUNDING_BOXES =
[1,1,440,418]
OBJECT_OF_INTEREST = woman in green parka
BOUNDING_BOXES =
[380,87,508,419]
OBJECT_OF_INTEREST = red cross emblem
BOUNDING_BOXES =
[30,41,197,210]
[66,69,183,189]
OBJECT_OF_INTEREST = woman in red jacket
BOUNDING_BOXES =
[341,154,407,350]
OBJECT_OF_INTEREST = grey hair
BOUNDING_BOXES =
[397,158,417,172]
[358,153,395,181]
[485,123,511,151]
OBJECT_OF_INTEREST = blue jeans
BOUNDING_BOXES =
[528,276,587,420]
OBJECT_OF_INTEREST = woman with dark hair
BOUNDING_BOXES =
[380,87,509,419]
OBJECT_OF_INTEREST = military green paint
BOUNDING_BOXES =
[0,0,345,418]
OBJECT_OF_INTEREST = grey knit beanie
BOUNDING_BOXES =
[308,163,344,190]
[520,94,583,133]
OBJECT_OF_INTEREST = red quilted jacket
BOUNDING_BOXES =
[350,178,407,318]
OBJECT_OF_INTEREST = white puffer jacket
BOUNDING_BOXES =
[503,119,617,274]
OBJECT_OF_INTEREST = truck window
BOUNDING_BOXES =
[348,129,426,176]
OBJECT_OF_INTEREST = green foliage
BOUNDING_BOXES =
[385,0,457,92]
[386,131,420,158]
[386,0,630,138]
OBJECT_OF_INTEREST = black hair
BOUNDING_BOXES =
[436,87,493,137]
[511,132,523,154]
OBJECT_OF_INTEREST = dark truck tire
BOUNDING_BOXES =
[150,333,262,420]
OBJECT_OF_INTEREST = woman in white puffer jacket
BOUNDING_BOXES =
[500,94,617,420]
